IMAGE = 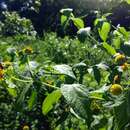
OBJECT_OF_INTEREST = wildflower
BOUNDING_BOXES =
[109,84,123,95]
[121,62,129,71]
[0,63,4,80]
[114,53,126,65]
[23,125,30,130]
[24,47,33,54]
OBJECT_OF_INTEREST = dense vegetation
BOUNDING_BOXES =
[0,0,130,130]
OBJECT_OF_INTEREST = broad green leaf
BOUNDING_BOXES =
[42,90,62,115]
[102,42,116,55]
[7,88,17,97]
[112,37,121,49]
[61,84,91,120]
[98,22,111,42]
[5,80,17,97]
[53,64,76,79]
[71,18,84,29]
[61,15,67,25]
[28,90,37,110]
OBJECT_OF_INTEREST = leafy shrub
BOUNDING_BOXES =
[0,11,36,37]
[0,2,130,130]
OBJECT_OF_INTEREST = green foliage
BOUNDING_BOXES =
[42,90,62,115]
[71,18,84,29]
[125,0,130,4]
[0,7,130,130]
[0,11,36,37]
[98,22,111,42]
[102,42,116,55]
[60,8,84,35]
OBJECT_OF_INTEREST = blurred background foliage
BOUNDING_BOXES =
[0,0,130,37]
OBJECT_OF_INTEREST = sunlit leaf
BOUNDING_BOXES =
[98,22,111,42]
[61,15,67,25]
[42,90,62,115]
[102,42,116,55]
[28,90,37,110]
[61,84,91,120]
[53,64,76,79]
[112,37,121,49]
[71,18,84,29]
[7,88,17,97]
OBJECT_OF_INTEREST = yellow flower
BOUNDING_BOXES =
[24,47,33,54]
[0,63,4,80]
[0,69,4,80]
[109,84,123,95]
[121,62,129,71]
[23,125,30,130]
[114,53,126,65]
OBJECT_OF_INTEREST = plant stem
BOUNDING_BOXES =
[11,76,33,83]
[42,82,59,89]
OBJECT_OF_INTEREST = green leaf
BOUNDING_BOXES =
[98,22,111,42]
[16,85,30,111]
[7,88,17,97]
[102,42,116,55]
[112,37,121,49]
[53,64,76,79]
[118,27,129,40]
[61,84,91,121]
[126,0,130,4]
[61,15,67,25]
[5,80,17,97]
[28,90,37,111]
[42,90,62,115]
[93,66,101,84]
[71,18,84,29]
[89,84,110,100]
